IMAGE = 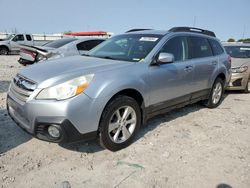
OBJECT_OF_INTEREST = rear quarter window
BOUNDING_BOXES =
[189,36,213,58]
[77,40,104,51]
[209,39,224,55]
[26,35,32,41]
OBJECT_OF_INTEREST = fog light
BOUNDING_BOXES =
[48,125,60,138]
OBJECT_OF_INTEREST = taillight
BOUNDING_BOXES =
[21,49,36,59]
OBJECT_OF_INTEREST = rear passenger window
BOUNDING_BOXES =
[189,36,213,58]
[26,35,32,41]
[209,39,224,55]
[77,40,104,51]
[160,36,189,62]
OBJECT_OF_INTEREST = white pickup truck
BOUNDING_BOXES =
[0,34,36,55]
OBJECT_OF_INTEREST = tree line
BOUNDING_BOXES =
[227,38,250,42]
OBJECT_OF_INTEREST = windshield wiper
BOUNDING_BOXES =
[96,56,115,60]
[81,54,90,56]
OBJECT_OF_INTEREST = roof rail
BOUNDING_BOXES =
[126,29,152,33]
[169,27,216,37]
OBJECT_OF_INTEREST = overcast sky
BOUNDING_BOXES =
[0,0,249,41]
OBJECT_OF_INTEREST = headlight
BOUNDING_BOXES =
[36,74,94,100]
[231,66,248,73]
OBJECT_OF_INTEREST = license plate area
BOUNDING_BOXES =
[7,97,24,117]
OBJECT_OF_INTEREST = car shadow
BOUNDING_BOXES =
[0,81,11,93]
[135,102,204,142]
[61,102,208,153]
[0,109,32,154]
[60,140,104,153]
[216,183,233,188]
[225,90,245,95]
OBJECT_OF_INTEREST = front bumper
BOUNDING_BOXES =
[226,71,250,90]
[6,91,106,143]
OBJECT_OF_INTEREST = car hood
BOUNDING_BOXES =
[231,57,250,68]
[0,40,9,45]
[19,56,134,88]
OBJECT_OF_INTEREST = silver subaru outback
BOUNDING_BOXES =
[7,27,231,151]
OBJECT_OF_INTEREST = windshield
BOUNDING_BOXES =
[224,46,250,58]
[43,38,77,48]
[2,34,15,41]
[87,34,162,62]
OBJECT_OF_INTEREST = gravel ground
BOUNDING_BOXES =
[0,55,250,188]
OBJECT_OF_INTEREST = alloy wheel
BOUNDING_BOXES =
[212,82,222,104]
[108,106,137,144]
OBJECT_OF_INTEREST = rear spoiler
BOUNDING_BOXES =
[19,44,49,56]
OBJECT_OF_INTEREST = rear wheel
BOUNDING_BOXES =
[0,47,8,55]
[204,78,224,108]
[99,95,141,151]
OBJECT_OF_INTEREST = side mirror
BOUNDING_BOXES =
[157,53,174,64]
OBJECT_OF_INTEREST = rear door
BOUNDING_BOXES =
[148,36,194,109]
[188,36,215,96]
[10,34,26,51]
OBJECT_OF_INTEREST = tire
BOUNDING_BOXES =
[203,78,224,108]
[243,80,250,93]
[0,47,8,55]
[98,95,141,151]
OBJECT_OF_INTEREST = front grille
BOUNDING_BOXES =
[9,74,36,102]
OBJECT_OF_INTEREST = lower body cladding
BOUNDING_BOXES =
[227,71,250,91]
[7,92,109,143]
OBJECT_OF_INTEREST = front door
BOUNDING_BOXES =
[148,36,194,110]
[10,34,25,51]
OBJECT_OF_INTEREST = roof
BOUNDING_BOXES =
[64,31,110,36]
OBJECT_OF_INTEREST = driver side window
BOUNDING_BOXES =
[13,34,24,41]
[160,36,189,62]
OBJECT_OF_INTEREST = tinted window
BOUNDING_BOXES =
[224,46,250,58]
[189,36,213,58]
[13,34,24,41]
[209,39,224,55]
[77,40,104,51]
[43,38,77,48]
[88,34,162,62]
[160,36,189,61]
[26,35,32,41]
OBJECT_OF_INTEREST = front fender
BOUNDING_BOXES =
[84,69,149,106]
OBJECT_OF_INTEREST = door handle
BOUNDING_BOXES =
[184,65,193,72]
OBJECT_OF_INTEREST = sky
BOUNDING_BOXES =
[0,0,249,41]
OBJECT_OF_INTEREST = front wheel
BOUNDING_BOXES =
[98,95,141,151]
[0,47,8,55]
[204,78,224,108]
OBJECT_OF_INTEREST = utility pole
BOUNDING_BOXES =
[242,25,246,40]
[193,16,196,27]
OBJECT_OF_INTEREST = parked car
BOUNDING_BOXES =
[224,43,250,93]
[7,27,231,151]
[18,38,105,65]
[0,34,35,55]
